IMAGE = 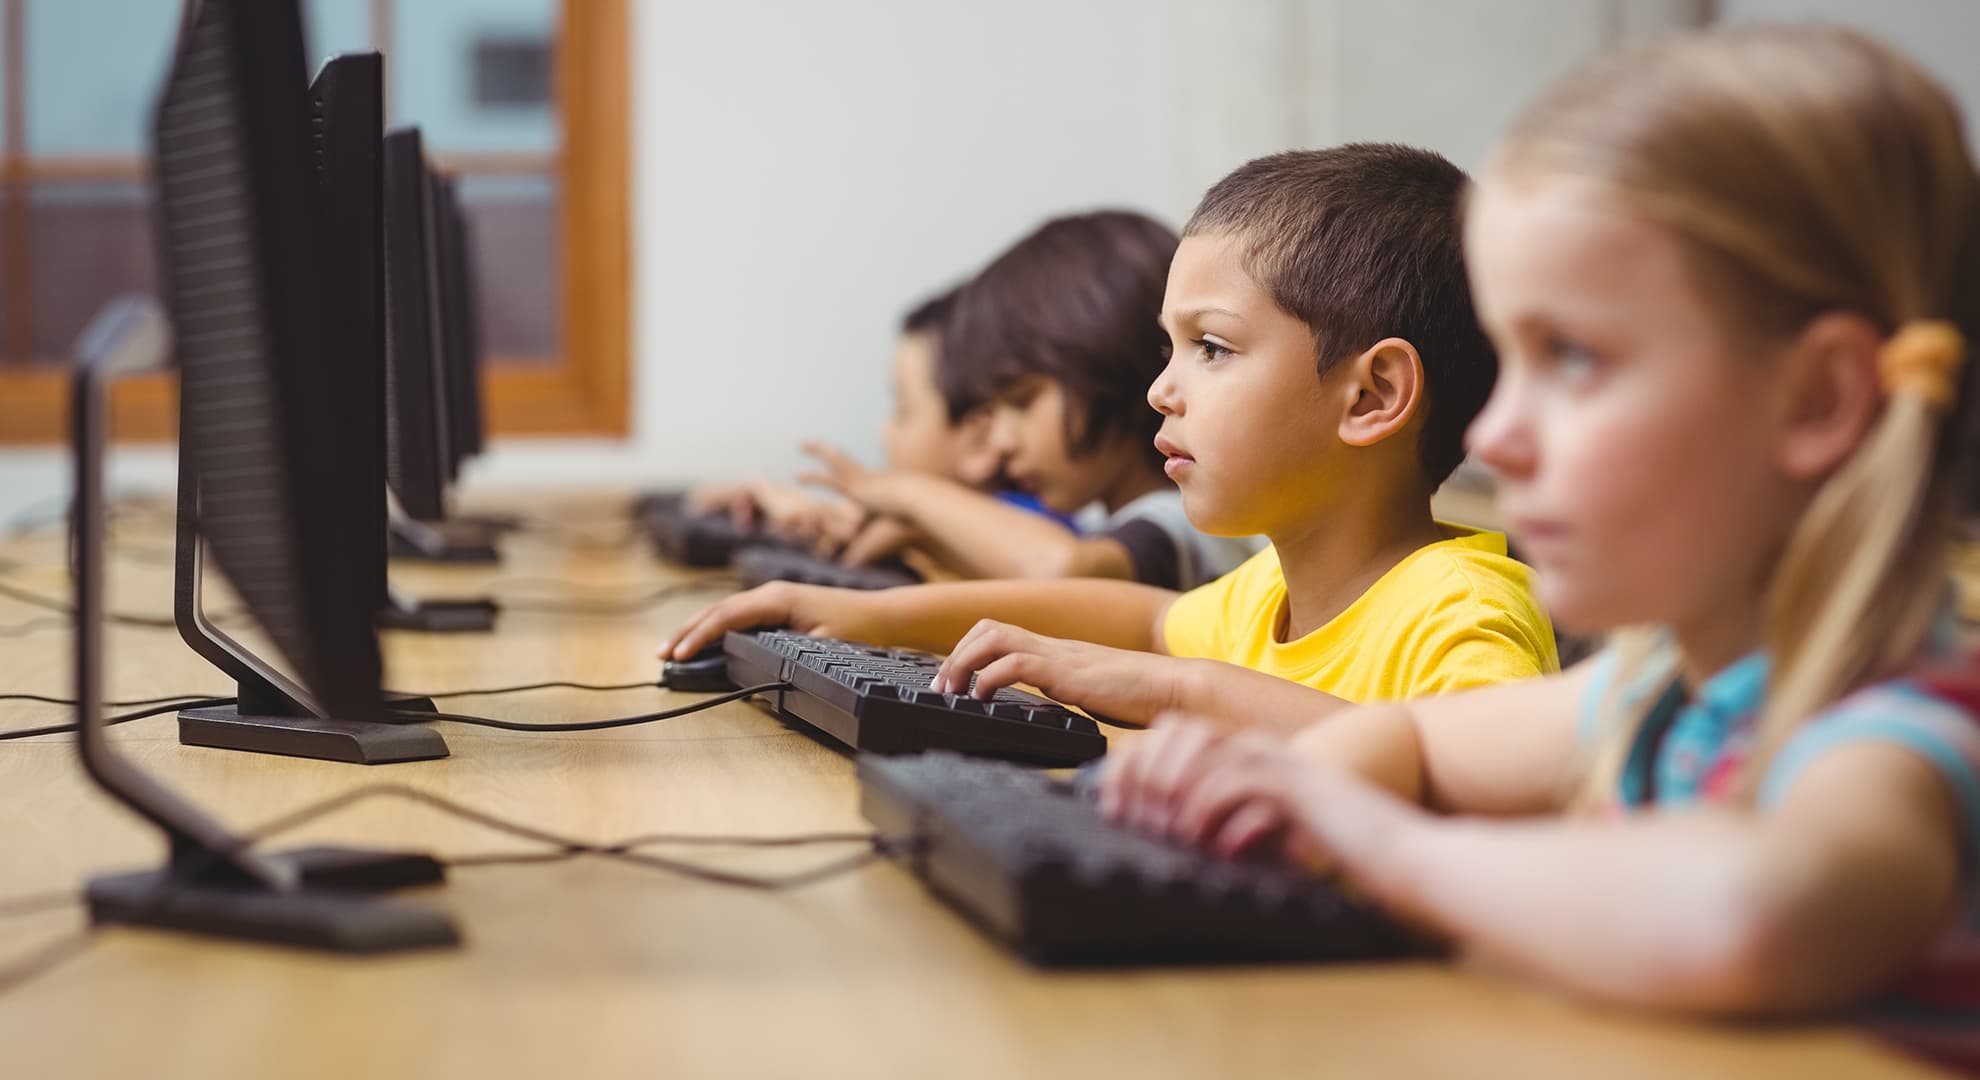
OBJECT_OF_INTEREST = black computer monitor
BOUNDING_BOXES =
[71,0,456,954]
[382,126,451,523]
[162,18,444,765]
[300,85,497,626]
[434,174,486,475]
[309,49,389,617]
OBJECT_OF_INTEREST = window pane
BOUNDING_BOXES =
[457,173,558,363]
[27,180,153,365]
[394,0,557,154]
[304,0,375,71]
[24,0,178,156]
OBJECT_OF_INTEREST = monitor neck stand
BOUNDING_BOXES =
[388,514,501,564]
[74,296,458,953]
[172,474,449,764]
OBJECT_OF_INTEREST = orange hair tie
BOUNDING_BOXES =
[1879,320,1966,413]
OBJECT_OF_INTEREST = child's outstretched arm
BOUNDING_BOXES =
[800,442,1136,580]
[926,621,1358,729]
[1106,665,1593,822]
[1105,698,1965,1015]
[659,577,1179,662]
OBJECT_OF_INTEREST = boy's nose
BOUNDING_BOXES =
[986,411,1020,455]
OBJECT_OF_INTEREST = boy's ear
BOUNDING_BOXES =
[1336,337,1426,449]
[1774,311,1883,481]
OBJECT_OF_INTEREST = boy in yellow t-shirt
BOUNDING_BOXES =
[662,145,1557,729]
[1163,528,1550,703]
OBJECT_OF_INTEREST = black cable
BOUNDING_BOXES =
[0,673,742,741]
[0,931,94,997]
[421,679,661,699]
[396,681,785,732]
[235,784,902,891]
[441,829,878,868]
[0,774,902,999]
[0,697,236,743]
[0,579,234,630]
[0,890,81,920]
[0,692,223,708]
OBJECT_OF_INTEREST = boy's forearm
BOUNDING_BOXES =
[874,578,1178,655]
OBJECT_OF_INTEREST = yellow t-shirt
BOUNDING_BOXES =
[1162,526,1557,702]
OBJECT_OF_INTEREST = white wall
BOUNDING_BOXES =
[8,0,1974,524]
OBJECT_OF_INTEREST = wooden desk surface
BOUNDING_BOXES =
[0,496,1946,1080]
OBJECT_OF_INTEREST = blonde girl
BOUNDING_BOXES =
[1101,24,1980,1067]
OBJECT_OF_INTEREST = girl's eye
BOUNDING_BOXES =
[1544,336,1600,379]
[1195,339,1232,362]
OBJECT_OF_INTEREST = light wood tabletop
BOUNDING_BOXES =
[0,493,1949,1079]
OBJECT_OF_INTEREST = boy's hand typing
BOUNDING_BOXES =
[930,620,1196,727]
[658,582,884,661]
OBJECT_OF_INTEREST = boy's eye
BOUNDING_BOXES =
[1195,339,1232,362]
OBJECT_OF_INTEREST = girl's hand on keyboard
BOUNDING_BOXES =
[659,582,884,661]
[1102,715,1424,877]
[930,619,1193,725]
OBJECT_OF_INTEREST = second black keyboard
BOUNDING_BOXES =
[724,630,1108,765]
[861,751,1422,965]
[733,545,919,591]
[632,491,764,567]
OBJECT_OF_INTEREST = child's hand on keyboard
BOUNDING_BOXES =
[1100,714,1423,877]
[659,582,884,661]
[930,619,1198,726]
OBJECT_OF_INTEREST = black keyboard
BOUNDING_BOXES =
[733,545,919,591]
[860,752,1421,965]
[632,491,765,567]
[724,631,1106,765]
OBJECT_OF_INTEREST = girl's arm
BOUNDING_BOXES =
[1287,661,1596,814]
[1106,662,1595,825]
[1295,739,1964,1014]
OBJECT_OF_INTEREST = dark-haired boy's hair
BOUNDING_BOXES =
[900,286,958,336]
[1186,143,1495,485]
[939,210,1178,456]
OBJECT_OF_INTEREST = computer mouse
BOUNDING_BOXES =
[661,643,736,692]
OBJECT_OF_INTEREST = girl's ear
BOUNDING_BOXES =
[1338,337,1427,449]
[1775,311,1884,481]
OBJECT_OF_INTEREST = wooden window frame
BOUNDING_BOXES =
[0,0,628,444]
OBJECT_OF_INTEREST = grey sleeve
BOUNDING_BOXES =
[1102,517,1183,590]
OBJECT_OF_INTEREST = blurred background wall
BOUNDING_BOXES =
[2,0,1977,523]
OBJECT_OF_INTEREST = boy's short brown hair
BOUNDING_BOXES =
[1186,144,1495,485]
[938,210,1178,460]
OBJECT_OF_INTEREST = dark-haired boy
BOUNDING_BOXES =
[807,209,1258,589]
[664,145,1557,728]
